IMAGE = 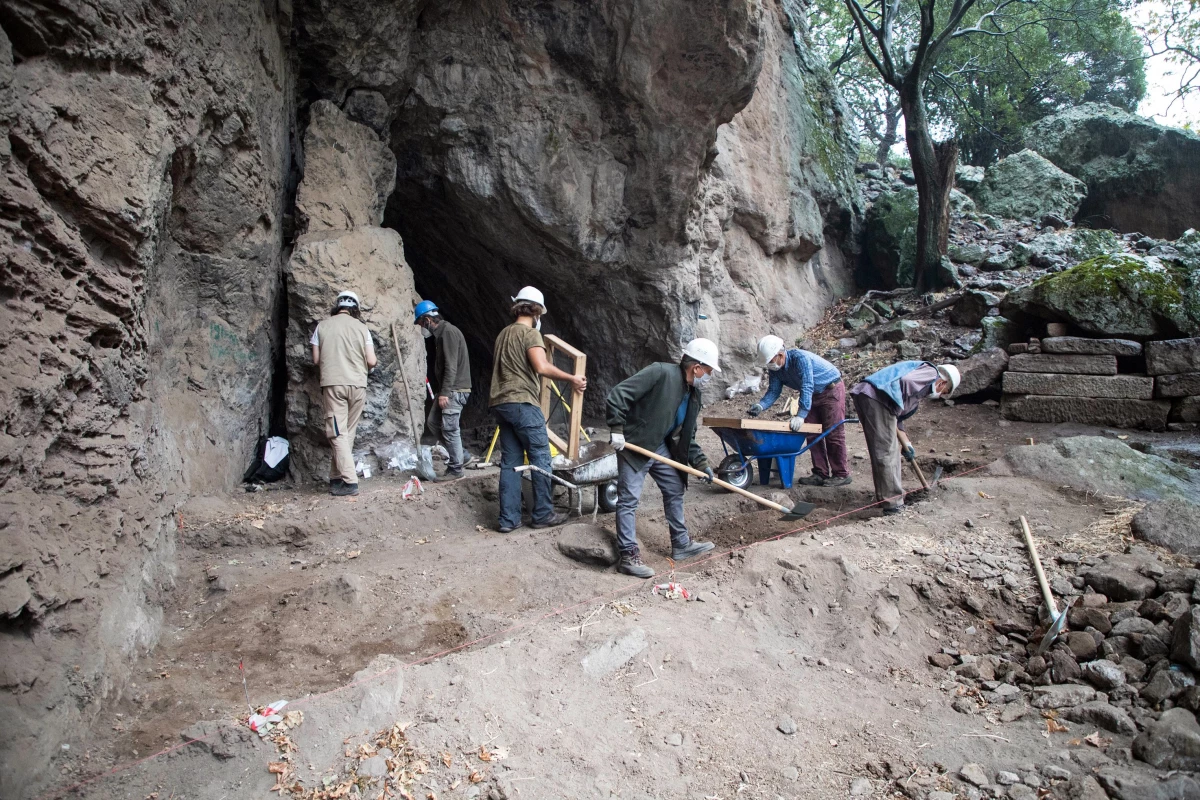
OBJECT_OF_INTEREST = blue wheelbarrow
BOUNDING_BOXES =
[709,418,859,490]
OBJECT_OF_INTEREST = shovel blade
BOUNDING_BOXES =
[780,500,816,521]
[1036,597,1075,655]
[931,465,944,484]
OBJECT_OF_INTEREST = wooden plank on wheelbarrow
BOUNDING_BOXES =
[703,416,822,433]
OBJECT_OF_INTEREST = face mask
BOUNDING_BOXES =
[766,361,783,372]
[420,327,432,339]
[534,317,542,332]
[694,371,712,387]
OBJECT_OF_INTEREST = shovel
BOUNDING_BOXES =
[1019,515,1073,654]
[899,433,943,491]
[622,442,815,521]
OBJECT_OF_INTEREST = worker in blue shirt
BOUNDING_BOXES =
[748,336,850,487]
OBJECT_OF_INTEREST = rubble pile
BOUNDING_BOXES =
[997,335,1200,431]
[928,544,1200,797]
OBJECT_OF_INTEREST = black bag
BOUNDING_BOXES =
[243,436,290,483]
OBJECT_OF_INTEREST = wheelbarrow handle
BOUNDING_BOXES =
[622,442,791,514]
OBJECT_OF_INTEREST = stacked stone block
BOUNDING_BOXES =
[999,336,1200,430]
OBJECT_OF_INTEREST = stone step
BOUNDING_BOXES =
[1041,336,1142,356]
[1002,372,1153,399]
[1001,395,1170,430]
[1007,353,1117,375]
[1156,372,1200,398]
[1172,397,1200,423]
[1146,338,1200,376]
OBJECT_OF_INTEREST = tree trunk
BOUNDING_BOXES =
[875,100,901,167]
[899,79,946,292]
[934,140,958,256]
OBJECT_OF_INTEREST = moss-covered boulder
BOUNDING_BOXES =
[972,149,1086,221]
[1002,253,1200,338]
[1026,103,1200,239]
[863,187,918,288]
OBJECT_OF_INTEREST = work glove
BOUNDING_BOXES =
[747,403,763,417]
[700,465,715,484]
[788,416,807,432]
[610,433,626,451]
[902,444,916,462]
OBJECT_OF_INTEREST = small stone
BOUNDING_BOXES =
[1040,764,1071,781]
[1000,703,1029,723]
[1007,785,1037,800]
[1066,631,1098,661]
[781,766,799,781]
[849,777,871,796]
[997,771,1020,785]
[777,717,797,735]
[358,755,387,778]
[664,732,683,747]
[1080,659,1125,690]
[1132,707,1200,770]
[1032,684,1096,709]
[960,763,989,787]
[952,697,978,715]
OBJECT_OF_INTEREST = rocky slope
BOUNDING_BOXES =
[0,0,860,792]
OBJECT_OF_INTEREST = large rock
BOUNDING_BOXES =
[953,348,1008,397]
[1080,555,1159,601]
[972,149,1086,221]
[1002,373,1153,400]
[295,100,396,233]
[949,290,1001,327]
[1026,103,1200,239]
[998,436,1200,504]
[1132,707,1200,771]
[1146,338,1200,376]
[864,187,918,289]
[1173,396,1200,422]
[1131,498,1200,556]
[557,524,620,566]
[1061,701,1137,735]
[1031,684,1096,709]
[1008,353,1117,375]
[1001,396,1169,430]
[1002,254,1200,339]
[0,3,293,794]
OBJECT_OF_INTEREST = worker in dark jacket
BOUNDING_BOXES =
[415,300,471,480]
[850,361,960,515]
[606,338,720,578]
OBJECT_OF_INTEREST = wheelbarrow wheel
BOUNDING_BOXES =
[717,454,753,489]
[597,480,619,513]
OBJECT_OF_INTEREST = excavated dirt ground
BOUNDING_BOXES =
[39,401,1197,799]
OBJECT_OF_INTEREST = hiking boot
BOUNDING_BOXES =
[329,478,345,489]
[617,553,655,579]
[434,468,465,482]
[882,505,903,516]
[331,481,359,497]
[822,475,852,487]
[797,473,829,486]
[672,540,715,561]
[531,512,570,529]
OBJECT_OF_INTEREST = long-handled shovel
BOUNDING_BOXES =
[898,432,944,491]
[1019,515,1074,654]
[623,442,814,521]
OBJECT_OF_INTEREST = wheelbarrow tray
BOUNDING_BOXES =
[551,441,618,485]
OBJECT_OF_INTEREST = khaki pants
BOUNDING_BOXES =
[323,385,366,484]
[852,391,905,510]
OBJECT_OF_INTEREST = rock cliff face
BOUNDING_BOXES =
[0,0,858,792]
[297,0,857,396]
[0,1,293,793]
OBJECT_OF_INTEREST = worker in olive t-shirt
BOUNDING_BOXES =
[488,286,586,533]
[310,290,377,496]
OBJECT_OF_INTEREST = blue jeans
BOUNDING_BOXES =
[492,402,554,528]
[615,442,690,555]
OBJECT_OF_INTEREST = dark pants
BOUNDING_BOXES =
[852,391,905,510]
[615,442,690,556]
[492,402,554,528]
[806,380,849,478]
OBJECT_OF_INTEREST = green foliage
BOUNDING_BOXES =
[1135,0,1200,112]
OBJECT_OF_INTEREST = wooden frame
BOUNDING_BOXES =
[539,334,587,460]
[703,416,822,434]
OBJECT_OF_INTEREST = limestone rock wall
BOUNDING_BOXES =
[0,1,293,794]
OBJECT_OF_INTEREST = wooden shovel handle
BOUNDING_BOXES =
[622,442,791,514]
[1020,515,1058,615]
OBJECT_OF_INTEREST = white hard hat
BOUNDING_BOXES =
[511,286,547,313]
[757,335,785,367]
[682,338,721,373]
[937,364,962,396]
[336,290,360,308]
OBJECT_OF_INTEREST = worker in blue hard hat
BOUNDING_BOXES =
[414,299,471,480]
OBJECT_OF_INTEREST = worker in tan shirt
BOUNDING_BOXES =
[310,290,377,496]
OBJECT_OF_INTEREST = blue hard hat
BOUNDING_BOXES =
[413,300,438,323]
